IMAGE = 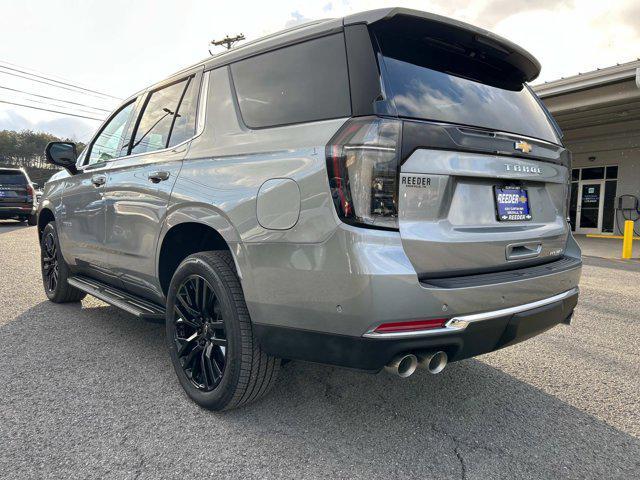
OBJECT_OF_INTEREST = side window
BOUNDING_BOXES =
[169,77,199,147]
[230,33,351,128]
[87,101,135,165]
[130,77,195,155]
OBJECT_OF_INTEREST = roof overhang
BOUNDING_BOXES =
[535,60,640,98]
[533,60,640,133]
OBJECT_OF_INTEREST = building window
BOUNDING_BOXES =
[569,165,618,233]
[581,167,605,180]
[569,182,578,230]
[571,169,580,181]
[602,180,618,233]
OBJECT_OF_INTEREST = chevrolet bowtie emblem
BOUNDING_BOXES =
[514,140,533,153]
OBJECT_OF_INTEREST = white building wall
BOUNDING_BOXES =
[564,120,640,199]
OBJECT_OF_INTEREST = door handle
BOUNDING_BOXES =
[91,174,106,187]
[148,171,170,183]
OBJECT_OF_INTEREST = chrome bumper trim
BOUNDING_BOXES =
[363,287,579,339]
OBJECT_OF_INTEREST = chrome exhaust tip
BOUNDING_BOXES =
[418,351,448,375]
[384,353,418,378]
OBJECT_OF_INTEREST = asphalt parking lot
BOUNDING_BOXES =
[1,221,639,479]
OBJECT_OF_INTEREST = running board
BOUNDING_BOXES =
[68,275,165,323]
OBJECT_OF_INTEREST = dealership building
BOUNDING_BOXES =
[534,60,640,236]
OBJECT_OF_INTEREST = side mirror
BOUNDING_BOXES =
[45,142,78,175]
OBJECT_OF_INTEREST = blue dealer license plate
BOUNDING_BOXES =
[495,187,531,221]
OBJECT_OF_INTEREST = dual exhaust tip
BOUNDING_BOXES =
[384,351,448,378]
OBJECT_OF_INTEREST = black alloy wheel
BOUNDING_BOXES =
[42,230,60,294]
[166,251,280,410]
[172,274,227,392]
[40,221,86,303]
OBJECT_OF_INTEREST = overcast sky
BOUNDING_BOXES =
[0,0,638,141]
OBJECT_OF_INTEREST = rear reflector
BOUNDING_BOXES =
[374,318,447,333]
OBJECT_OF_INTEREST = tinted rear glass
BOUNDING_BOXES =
[0,171,26,184]
[374,31,559,144]
[231,33,351,128]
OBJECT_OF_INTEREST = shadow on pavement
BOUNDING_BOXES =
[1,300,638,479]
[0,220,30,235]
[583,255,640,272]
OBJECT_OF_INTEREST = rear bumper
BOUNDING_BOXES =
[0,205,35,218]
[255,287,579,371]
[243,223,581,369]
[244,224,582,335]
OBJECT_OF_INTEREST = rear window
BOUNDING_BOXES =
[374,30,560,144]
[0,171,26,185]
[230,33,351,128]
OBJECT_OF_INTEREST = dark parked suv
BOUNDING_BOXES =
[39,8,581,410]
[0,167,37,225]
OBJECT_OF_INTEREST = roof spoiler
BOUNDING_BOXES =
[344,8,541,84]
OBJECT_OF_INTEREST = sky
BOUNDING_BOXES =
[0,0,638,142]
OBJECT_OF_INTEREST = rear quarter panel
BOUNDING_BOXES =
[165,66,346,306]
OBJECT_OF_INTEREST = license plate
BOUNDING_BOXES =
[495,187,531,221]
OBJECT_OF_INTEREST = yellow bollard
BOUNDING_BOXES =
[622,220,634,259]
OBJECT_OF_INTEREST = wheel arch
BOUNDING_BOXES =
[157,206,245,297]
[37,207,55,239]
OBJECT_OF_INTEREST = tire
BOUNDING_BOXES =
[27,214,37,226]
[40,222,86,303]
[166,251,279,411]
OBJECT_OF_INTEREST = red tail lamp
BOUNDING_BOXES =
[373,318,447,333]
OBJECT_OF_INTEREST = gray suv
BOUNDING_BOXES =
[39,8,581,410]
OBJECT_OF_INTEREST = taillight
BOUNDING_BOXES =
[26,184,34,201]
[326,117,401,230]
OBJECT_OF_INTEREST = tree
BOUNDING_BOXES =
[0,129,85,169]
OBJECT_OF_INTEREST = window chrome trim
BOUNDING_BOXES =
[76,136,193,171]
[76,72,207,172]
[363,287,579,339]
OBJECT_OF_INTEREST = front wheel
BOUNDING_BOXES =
[40,221,86,303]
[166,251,279,411]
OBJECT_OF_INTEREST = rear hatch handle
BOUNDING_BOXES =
[506,242,542,261]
